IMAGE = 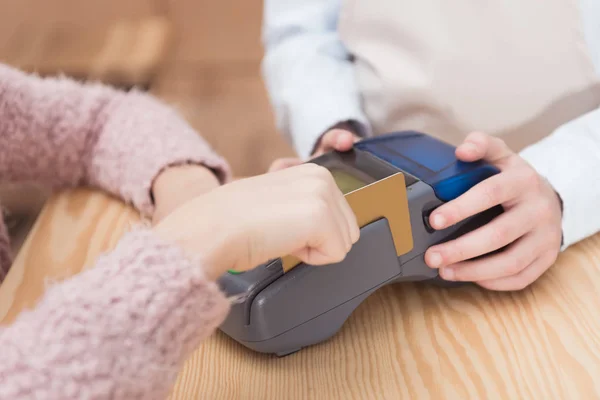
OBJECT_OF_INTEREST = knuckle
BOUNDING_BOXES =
[352,226,360,243]
[505,256,526,276]
[448,267,464,281]
[308,198,330,220]
[440,204,461,226]
[305,163,327,177]
[441,244,464,264]
[482,183,502,207]
[306,162,322,171]
[301,162,317,172]
[536,198,553,219]
[313,164,333,179]
[451,246,467,264]
[313,166,337,189]
[495,138,511,154]
[345,240,352,253]
[308,177,331,198]
[468,131,488,145]
[490,226,509,247]
[332,247,347,263]
[523,167,542,190]
[536,197,559,221]
[489,136,503,148]
[453,266,472,282]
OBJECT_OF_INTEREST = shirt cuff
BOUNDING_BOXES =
[519,110,600,250]
[289,102,371,159]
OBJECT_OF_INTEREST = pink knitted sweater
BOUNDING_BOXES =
[0,64,234,399]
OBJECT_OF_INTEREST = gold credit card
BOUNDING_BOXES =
[281,172,414,273]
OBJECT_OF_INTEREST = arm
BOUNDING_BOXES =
[0,163,360,399]
[520,110,600,249]
[0,229,231,400]
[0,63,231,218]
[261,0,370,158]
[519,8,600,250]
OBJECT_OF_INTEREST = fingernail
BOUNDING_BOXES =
[431,214,446,229]
[428,252,442,268]
[441,267,455,280]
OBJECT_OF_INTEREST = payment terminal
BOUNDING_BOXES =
[217,131,503,356]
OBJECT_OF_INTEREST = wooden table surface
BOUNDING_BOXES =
[1,189,600,399]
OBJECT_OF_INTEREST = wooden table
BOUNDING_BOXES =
[1,189,600,399]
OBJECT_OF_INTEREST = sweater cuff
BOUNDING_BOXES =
[291,103,372,160]
[88,90,232,218]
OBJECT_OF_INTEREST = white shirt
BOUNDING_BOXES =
[261,0,600,250]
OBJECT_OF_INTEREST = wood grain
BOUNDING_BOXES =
[1,189,599,399]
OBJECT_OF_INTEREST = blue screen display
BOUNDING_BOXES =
[385,133,455,172]
[355,131,500,201]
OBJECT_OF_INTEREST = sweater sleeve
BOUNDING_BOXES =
[0,63,231,217]
[0,229,231,400]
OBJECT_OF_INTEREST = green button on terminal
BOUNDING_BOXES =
[228,269,243,275]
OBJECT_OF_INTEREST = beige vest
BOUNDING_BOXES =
[338,0,600,152]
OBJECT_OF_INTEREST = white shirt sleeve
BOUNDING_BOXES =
[520,110,600,250]
[261,0,370,159]
[263,0,600,249]
[519,0,600,249]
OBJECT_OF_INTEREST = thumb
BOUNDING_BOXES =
[314,129,357,155]
[456,132,514,165]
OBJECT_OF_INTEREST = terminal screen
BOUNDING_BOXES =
[330,168,368,194]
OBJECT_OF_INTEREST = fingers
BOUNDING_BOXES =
[429,171,521,230]
[456,132,514,165]
[426,203,535,268]
[436,231,538,282]
[424,132,562,291]
[475,252,557,291]
[295,198,350,266]
[318,164,360,252]
[302,163,359,244]
[331,129,358,151]
[267,128,358,173]
[267,161,359,253]
[430,134,523,231]
[294,245,339,266]
[293,164,360,265]
[314,129,359,155]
